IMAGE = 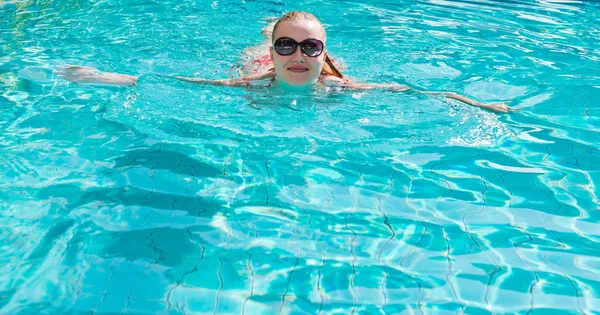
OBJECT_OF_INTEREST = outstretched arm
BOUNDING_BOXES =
[176,77,248,87]
[329,76,513,113]
[56,65,275,88]
[320,75,412,92]
[177,69,275,87]
[345,82,412,92]
[55,65,138,86]
[416,91,513,113]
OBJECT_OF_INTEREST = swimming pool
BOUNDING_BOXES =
[1,0,599,313]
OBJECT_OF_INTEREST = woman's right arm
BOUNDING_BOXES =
[176,68,275,86]
[57,65,275,88]
[55,66,138,86]
[175,77,249,87]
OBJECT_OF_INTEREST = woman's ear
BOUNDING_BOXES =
[269,46,274,60]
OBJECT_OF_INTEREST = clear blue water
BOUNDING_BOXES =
[1,0,600,314]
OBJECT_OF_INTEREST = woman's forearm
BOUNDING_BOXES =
[433,92,512,113]
[344,80,512,113]
[55,66,137,86]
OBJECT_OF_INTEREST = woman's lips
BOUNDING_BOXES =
[287,67,309,73]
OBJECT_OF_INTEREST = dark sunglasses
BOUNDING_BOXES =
[273,37,324,57]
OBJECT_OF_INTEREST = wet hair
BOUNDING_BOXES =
[272,11,344,79]
[272,11,326,41]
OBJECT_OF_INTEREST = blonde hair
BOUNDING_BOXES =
[272,11,325,41]
[272,11,344,79]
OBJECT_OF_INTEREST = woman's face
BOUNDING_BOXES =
[270,20,327,87]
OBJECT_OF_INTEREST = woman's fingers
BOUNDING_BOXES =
[392,85,411,92]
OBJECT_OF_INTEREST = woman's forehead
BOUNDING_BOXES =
[274,20,325,41]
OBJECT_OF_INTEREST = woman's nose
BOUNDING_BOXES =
[291,46,306,62]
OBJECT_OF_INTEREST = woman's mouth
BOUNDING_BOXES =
[287,66,309,73]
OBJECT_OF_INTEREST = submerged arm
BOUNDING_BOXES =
[320,76,411,92]
[55,66,138,86]
[176,77,248,87]
[345,82,412,92]
[177,69,275,87]
[336,77,513,113]
[417,91,513,113]
[56,65,275,88]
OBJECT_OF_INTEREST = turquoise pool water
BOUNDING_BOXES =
[2,0,600,313]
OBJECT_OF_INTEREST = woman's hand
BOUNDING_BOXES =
[442,92,514,113]
[480,102,515,113]
[55,65,137,86]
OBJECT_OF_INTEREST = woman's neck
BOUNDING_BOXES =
[271,77,317,91]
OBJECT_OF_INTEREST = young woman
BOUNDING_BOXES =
[56,11,512,113]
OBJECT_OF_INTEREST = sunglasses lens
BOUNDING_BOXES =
[301,39,323,57]
[274,37,324,57]
[274,37,297,56]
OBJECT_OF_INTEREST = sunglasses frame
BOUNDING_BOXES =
[273,37,325,57]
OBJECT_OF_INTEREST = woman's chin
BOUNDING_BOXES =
[279,74,318,87]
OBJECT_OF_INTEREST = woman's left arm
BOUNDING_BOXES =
[345,82,412,92]
[329,77,513,113]
[406,90,513,113]
[320,75,411,91]
[435,92,513,113]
